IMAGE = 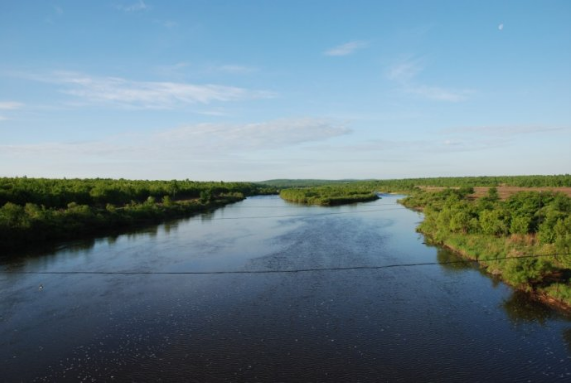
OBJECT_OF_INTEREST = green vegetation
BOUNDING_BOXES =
[0,177,271,253]
[279,185,379,206]
[262,175,570,191]
[2,173,570,310]
[371,174,571,189]
[0,177,270,208]
[276,175,570,309]
[401,188,571,308]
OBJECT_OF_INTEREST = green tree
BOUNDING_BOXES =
[162,195,173,206]
[487,187,500,202]
[510,215,531,235]
[449,210,472,234]
[199,190,212,204]
[479,209,509,236]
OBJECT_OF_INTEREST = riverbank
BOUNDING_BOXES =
[428,234,570,312]
[400,195,571,313]
[0,195,245,256]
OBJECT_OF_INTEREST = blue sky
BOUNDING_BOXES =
[0,0,570,181]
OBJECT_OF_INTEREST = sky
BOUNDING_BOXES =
[0,0,570,181]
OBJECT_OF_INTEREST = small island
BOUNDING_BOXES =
[279,185,379,206]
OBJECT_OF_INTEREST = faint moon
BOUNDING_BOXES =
[498,23,504,30]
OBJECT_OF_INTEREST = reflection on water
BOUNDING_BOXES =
[502,291,560,326]
[563,329,571,351]
[0,195,570,382]
[435,247,475,271]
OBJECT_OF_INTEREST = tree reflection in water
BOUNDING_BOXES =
[502,291,563,326]
[435,248,474,271]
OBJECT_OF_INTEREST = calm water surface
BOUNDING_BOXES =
[0,195,570,382]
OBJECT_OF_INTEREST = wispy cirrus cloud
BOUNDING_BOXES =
[387,58,424,82]
[155,63,257,79]
[214,65,258,74]
[387,57,471,102]
[0,101,24,122]
[0,118,351,162]
[405,85,471,102]
[115,0,149,12]
[442,124,569,137]
[324,41,368,56]
[154,118,352,153]
[0,101,24,110]
[307,137,502,155]
[25,71,275,109]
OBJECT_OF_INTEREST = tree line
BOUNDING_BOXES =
[0,177,274,254]
[279,185,379,206]
[262,174,571,191]
[0,177,272,208]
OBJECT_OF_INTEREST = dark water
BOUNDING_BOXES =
[0,195,569,382]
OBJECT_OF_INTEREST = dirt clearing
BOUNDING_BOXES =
[418,186,571,200]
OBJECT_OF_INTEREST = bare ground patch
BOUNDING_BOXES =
[418,186,571,200]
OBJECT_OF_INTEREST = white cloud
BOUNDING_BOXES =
[0,118,351,161]
[154,118,352,153]
[155,63,257,79]
[31,71,275,109]
[0,101,23,121]
[193,109,229,117]
[0,101,24,110]
[443,125,569,137]
[387,58,471,102]
[215,65,258,74]
[324,41,368,56]
[307,133,511,155]
[307,139,426,153]
[405,85,471,102]
[116,0,148,12]
[387,59,424,82]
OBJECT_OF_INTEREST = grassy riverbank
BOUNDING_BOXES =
[400,188,571,311]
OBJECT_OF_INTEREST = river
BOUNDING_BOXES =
[0,195,569,382]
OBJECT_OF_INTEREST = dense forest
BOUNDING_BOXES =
[0,178,273,253]
[263,175,571,191]
[400,187,571,308]
[279,185,379,206]
[0,177,272,208]
[370,174,571,189]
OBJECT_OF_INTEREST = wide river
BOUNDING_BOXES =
[0,195,570,382]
